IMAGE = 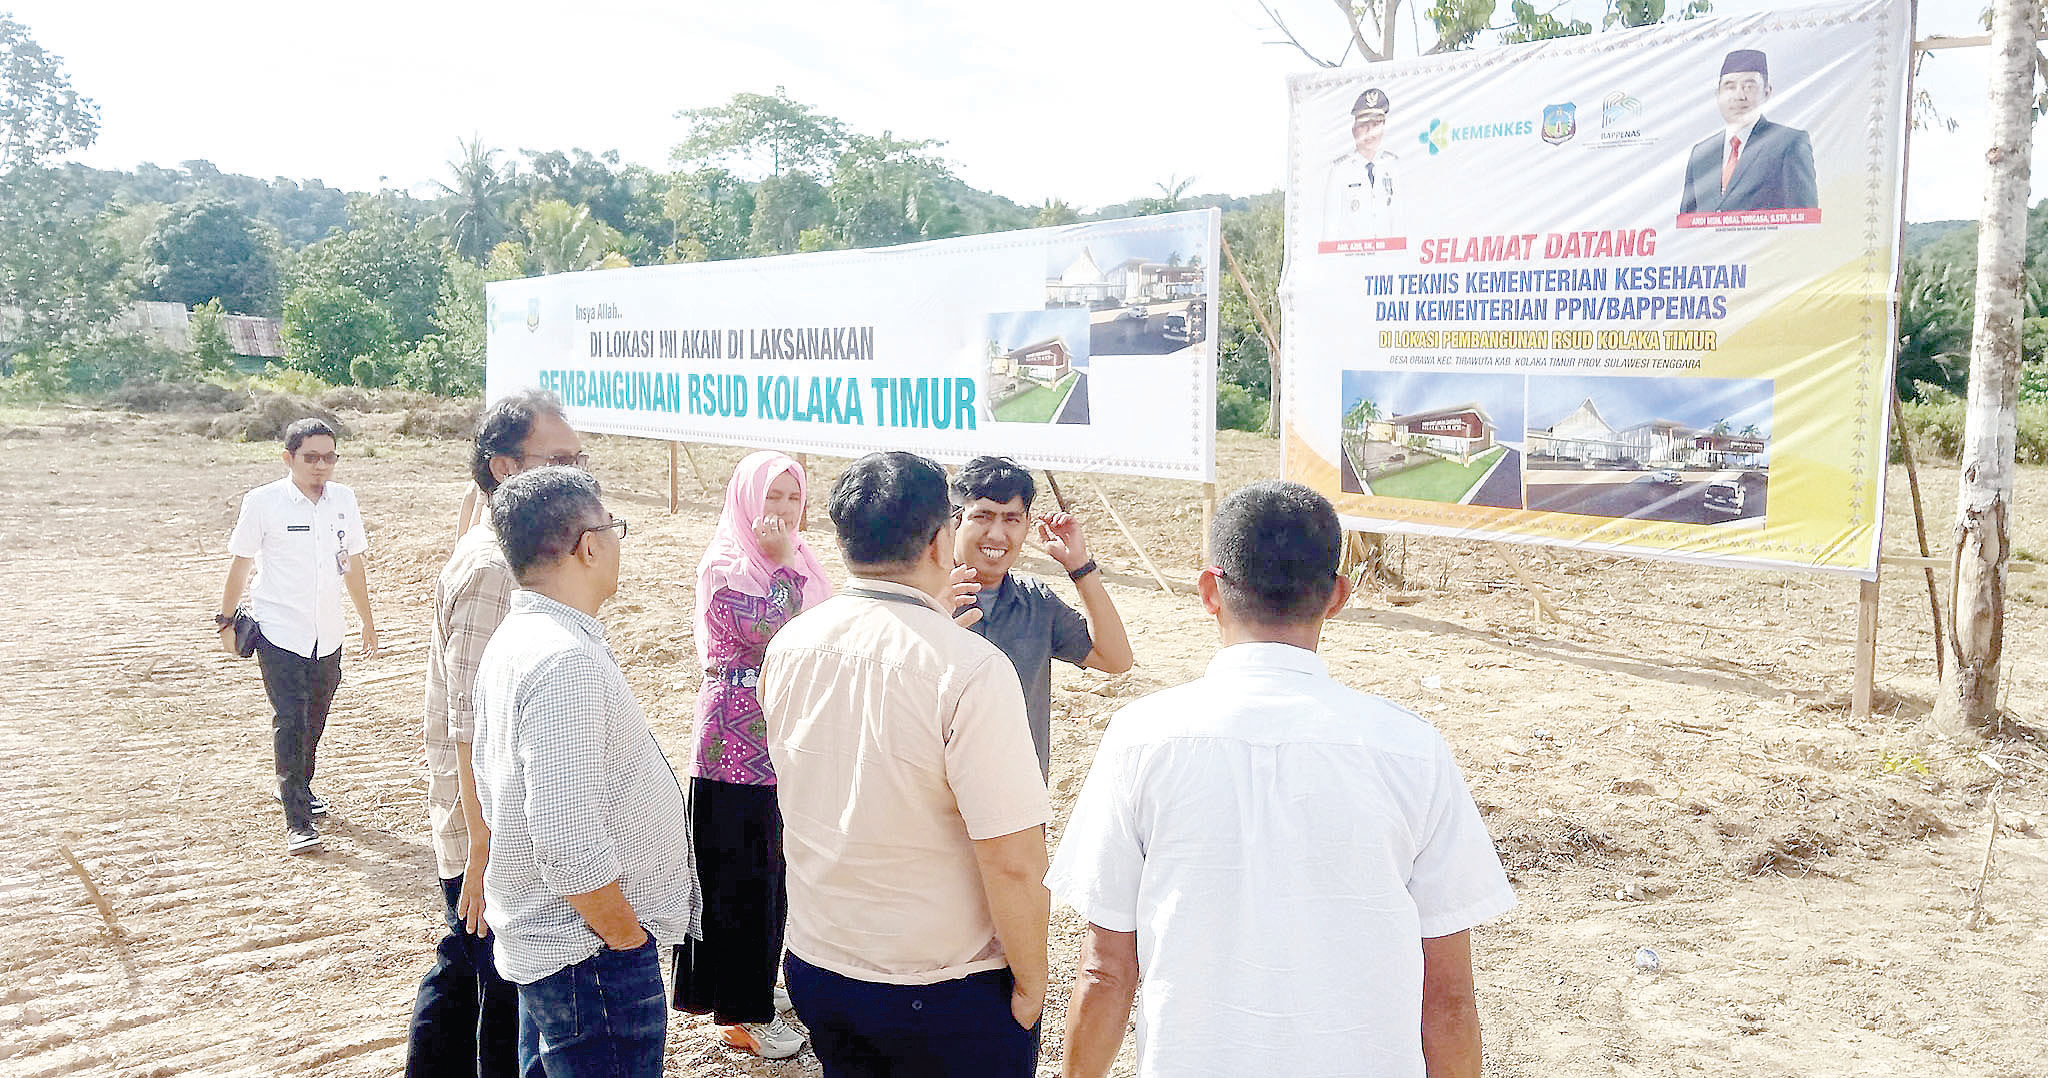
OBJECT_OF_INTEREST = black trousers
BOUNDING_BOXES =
[785,954,1040,1077]
[672,778,785,1026]
[406,875,520,1077]
[253,632,341,832]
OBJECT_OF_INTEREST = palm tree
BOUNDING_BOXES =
[522,199,621,274]
[1344,396,1381,431]
[435,136,511,264]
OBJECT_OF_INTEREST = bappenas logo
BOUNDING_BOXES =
[1597,91,1648,145]
[1416,116,1534,155]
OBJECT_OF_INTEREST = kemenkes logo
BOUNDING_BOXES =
[1418,119,1450,155]
[1417,116,1533,154]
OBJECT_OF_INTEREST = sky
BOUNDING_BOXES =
[1525,373,1776,432]
[10,0,2034,221]
[1342,369,1528,433]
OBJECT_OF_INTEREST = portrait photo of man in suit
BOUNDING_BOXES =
[1678,48,1819,215]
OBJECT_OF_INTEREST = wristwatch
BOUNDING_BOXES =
[1067,559,1099,581]
[214,612,235,629]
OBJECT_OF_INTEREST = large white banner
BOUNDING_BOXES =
[1282,0,1910,577]
[486,211,1219,482]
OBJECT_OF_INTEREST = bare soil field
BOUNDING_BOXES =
[0,402,2043,1077]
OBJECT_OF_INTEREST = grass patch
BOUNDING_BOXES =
[1371,445,1506,503]
[993,373,1079,424]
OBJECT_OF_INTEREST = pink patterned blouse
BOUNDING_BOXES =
[690,567,807,785]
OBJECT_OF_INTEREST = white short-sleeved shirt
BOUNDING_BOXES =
[1322,149,1397,241]
[1045,642,1515,1078]
[227,476,368,659]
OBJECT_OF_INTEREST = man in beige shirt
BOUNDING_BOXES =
[761,450,1051,1077]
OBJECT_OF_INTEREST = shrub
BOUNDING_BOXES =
[1217,381,1270,432]
[397,401,482,439]
[252,366,333,398]
[280,281,395,384]
[103,380,243,413]
[206,391,347,442]
[1897,384,2048,464]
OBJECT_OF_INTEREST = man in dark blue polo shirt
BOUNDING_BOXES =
[951,457,1134,777]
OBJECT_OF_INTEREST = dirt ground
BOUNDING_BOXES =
[0,402,2043,1078]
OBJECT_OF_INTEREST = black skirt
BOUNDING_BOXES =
[672,777,786,1026]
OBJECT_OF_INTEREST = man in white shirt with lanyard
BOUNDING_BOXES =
[1048,480,1514,1078]
[217,417,378,855]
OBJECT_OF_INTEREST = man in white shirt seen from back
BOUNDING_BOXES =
[1047,479,1515,1078]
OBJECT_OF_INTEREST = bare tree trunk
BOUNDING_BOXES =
[1934,0,2038,738]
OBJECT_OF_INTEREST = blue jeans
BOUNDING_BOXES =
[516,937,666,1078]
[785,953,1039,1077]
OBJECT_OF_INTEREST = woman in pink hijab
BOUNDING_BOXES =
[673,450,831,1060]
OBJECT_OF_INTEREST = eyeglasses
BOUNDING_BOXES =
[579,516,628,545]
[297,452,340,465]
[517,452,591,469]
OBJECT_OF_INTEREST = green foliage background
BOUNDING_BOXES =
[3,8,2044,448]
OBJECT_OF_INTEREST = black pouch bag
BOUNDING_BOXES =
[233,608,260,658]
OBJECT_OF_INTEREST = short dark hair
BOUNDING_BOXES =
[491,466,606,583]
[830,452,951,568]
[950,455,1036,511]
[472,389,569,494]
[1210,480,1342,624]
[284,418,337,454]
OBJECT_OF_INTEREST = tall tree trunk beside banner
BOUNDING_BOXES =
[1935,0,2039,738]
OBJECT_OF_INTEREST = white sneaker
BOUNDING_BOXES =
[720,1016,805,1060]
[774,984,792,1012]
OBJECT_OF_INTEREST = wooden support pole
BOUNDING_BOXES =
[667,442,680,514]
[1221,234,1283,436]
[1852,574,1882,720]
[1200,482,1217,568]
[1084,476,1175,596]
[1882,553,2038,574]
[1497,549,1566,627]
[1892,395,1946,675]
[58,843,124,939]
[796,453,810,530]
[1044,472,1073,514]
[678,442,711,498]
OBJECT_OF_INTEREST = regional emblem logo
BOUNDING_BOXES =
[1542,103,1577,145]
[526,298,541,333]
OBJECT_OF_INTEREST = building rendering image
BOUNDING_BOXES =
[983,310,1091,425]
[1523,376,1773,526]
[1339,371,1524,509]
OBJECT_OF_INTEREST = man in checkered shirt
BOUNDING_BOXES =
[404,389,583,1076]
[471,466,698,1077]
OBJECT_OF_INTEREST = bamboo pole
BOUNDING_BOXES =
[1200,482,1217,567]
[1891,396,1946,674]
[667,442,680,514]
[1084,476,1175,596]
[1852,574,1882,720]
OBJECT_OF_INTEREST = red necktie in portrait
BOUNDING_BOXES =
[1721,135,1741,192]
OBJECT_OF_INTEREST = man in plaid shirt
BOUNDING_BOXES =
[405,389,583,1076]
